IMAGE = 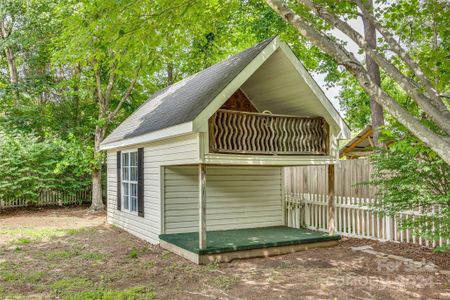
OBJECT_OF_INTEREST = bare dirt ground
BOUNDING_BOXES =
[0,206,105,246]
[0,207,449,299]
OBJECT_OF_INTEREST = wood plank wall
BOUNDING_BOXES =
[284,158,448,248]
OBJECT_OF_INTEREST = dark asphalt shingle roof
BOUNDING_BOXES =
[102,37,275,145]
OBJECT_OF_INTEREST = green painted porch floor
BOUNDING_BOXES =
[159,226,340,255]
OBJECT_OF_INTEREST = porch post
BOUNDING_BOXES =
[327,164,335,235]
[199,164,207,249]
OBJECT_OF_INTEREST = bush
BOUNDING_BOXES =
[0,129,91,204]
[370,133,450,247]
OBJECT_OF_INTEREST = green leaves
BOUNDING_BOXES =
[0,130,91,204]
[369,129,450,245]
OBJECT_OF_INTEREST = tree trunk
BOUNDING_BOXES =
[362,0,384,146]
[4,47,18,85]
[3,46,19,108]
[91,169,103,210]
[1,20,19,107]
[167,63,174,86]
[264,0,450,164]
[298,0,450,136]
[90,125,106,210]
[73,65,81,127]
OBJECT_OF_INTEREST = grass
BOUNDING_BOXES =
[0,271,21,282]
[27,271,46,283]
[63,286,154,300]
[81,252,109,261]
[128,248,138,259]
[50,277,94,295]
[207,274,239,290]
[42,247,109,261]
[15,237,31,245]
[0,270,45,283]
[0,227,85,244]
[206,260,220,271]
[47,249,79,259]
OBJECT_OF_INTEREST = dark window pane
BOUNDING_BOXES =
[123,194,129,210]
[130,183,137,197]
[131,197,137,212]
[122,182,129,196]
[130,152,138,166]
[124,168,129,181]
[122,152,129,167]
[130,166,137,181]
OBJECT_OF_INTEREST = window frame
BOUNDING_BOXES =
[120,149,139,215]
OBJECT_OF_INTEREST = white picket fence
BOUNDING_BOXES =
[284,159,448,248]
[285,193,448,248]
[0,189,91,209]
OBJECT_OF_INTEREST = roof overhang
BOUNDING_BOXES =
[278,43,351,139]
[339,125,373,158]
[192,37,281,132]
[99,121,193,151]
[193,37,351,138]
[101,37,350,151]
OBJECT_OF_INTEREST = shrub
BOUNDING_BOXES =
[370,132,450,249]
[0,129,90,204]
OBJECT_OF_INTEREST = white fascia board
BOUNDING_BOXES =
[192,37,281,132]
[204,153,338,166]
[279,43,351,139]
[99,121,194,151]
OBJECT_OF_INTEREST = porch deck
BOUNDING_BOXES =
[159,226,340,264]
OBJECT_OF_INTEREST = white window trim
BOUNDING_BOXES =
[121,149,139,215]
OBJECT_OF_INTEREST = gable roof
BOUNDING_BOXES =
[101,37,350,150]
[101,37,275,146]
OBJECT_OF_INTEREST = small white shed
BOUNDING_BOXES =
[100,37,350,263]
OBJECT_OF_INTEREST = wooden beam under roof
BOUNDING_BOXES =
[339,126,373,159]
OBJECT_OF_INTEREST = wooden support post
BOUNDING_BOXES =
[281,167,287,226]
[199,164,207,249]
[327,164,335,235]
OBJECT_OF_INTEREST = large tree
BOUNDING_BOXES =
[265,0,450,164]
[52,0,248,210]
[361,0,384,145]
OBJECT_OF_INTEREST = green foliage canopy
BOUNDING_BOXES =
[0,130,91,203]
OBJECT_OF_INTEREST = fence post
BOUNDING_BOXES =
[385,216,395,241]
[328,164,335,235]
[304,193,310,228]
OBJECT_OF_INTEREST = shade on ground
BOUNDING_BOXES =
[159,226,340,255]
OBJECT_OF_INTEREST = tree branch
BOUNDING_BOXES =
[104,62,117,109]
[265,0,450,164]
[297,0,450,136]
[108,66,141,121]
[93,61,104,106]
[354,0,448,114]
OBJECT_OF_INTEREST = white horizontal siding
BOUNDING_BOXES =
[164,166,283,234]
[107,134,200,243]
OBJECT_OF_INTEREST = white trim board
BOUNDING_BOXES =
[100,122,193,151]
[193,38,281,132]
[278,43,351,139]
[193,37,350,138]
[203,153,338,166]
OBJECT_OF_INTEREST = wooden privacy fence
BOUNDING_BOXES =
[284,159,448,248]
[0,189,91,209]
